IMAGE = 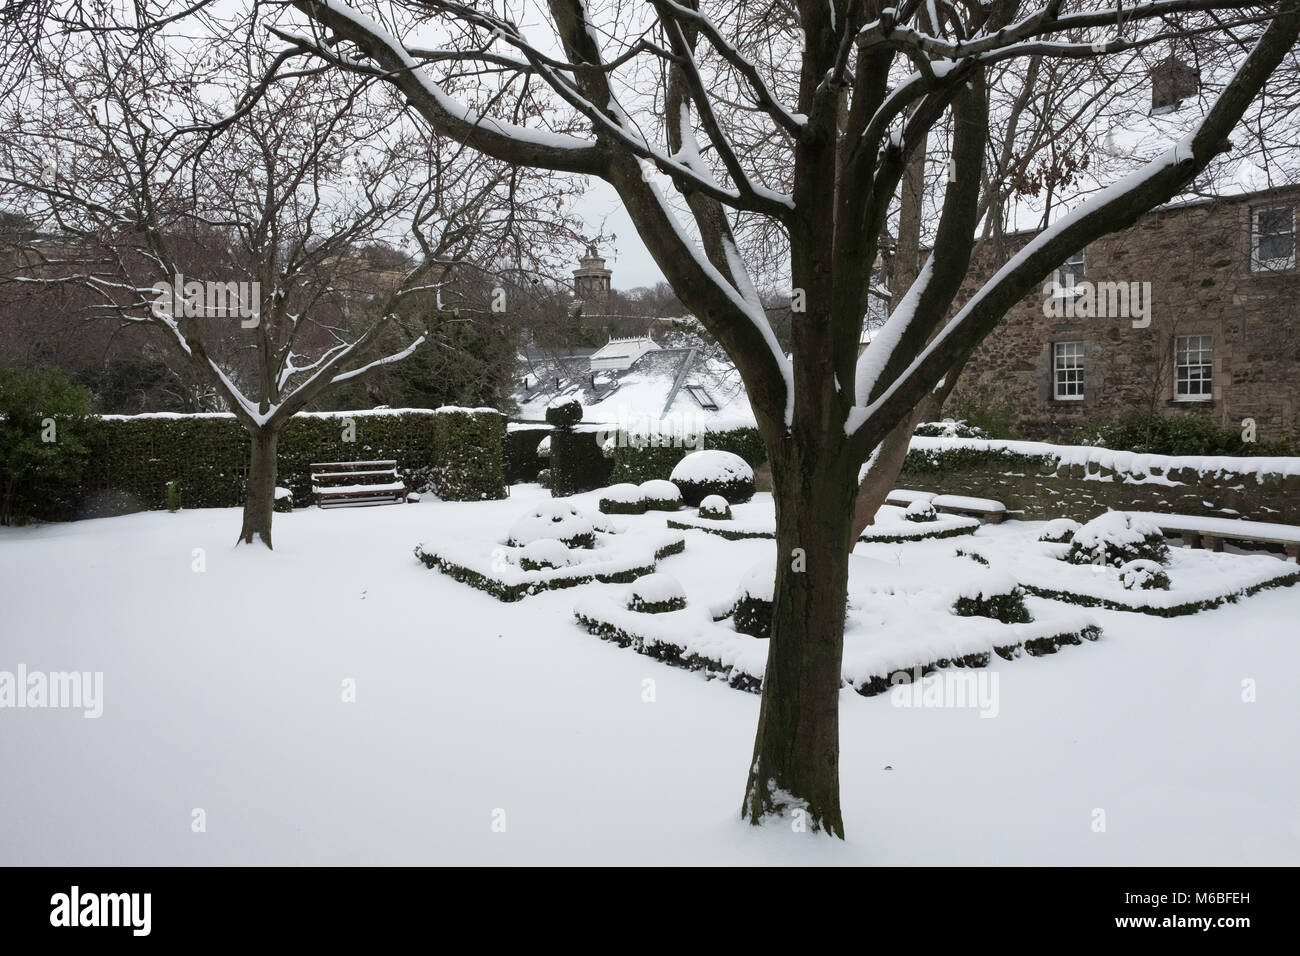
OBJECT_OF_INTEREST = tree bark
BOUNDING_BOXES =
[237,427,278,549]
[742,438,858,837]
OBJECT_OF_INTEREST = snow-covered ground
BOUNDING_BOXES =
[1,485,1297,865]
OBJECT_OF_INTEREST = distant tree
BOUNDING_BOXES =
[0,365,94,525]
[0,5,582,547]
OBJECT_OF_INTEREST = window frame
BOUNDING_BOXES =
[1173,334,1213,402]
[1250,204,1296,273]
[1050,249,1087,297]
[1052,341,1087,402]
[685,385,718,411]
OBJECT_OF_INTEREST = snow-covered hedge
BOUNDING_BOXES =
[549,429,613,497]
[625,573,687,613]
[729,558,775,638]
[670,450,755,506]
[639,479,682,511]
[517,538,578,571]
[503,426,550,484]
[903,499,937,523]
[507,502,600,549]
[698,495,732,520]
[1039,518,1081,544]
[50,408,508,518]
[607,426,766,484]
[1118,559,1172,591]
[599,483,647,515]
[1065,511,1169,567]
[430,408,508,501]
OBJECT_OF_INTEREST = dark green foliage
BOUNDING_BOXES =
[0,365,95,525]
[674,472,755,507]
[545,399,583,428]
[1021,572,1300,616]
[698,498,732,519]
[732,595,773,638]
[504,427,551,483]
[7,408,501,520]
[573,610,764,694]
[1064,410,1298,456]
[599,494,647,515]
[1065,532,1169,568]
[913,420,988,438]
[903,502,937,522]
[273,489,293,513]
[608,427,767,484]
[952,588,1033,624]
[417,538,684,602]
[902,445,1054,475]
[954,549,990,565]
[627,594,686,613]
[537,468,552,489]
[609,441,688,484]
[166,481,181,513]
[430,409,507,501]
[550,429,612,497]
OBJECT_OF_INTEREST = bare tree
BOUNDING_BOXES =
[0,3,582,546]
[273,0,1300,836]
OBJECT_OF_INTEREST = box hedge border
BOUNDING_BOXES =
[55,407,504,519]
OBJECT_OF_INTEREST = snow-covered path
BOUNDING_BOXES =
[1,486,1297,865]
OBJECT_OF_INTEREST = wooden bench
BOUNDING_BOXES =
[1127,511,1300,562]
[310,460,408,509]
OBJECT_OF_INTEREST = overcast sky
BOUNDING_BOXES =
[577,179,666,291]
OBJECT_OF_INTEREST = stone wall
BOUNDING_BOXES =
[947,186,1300,442]
[900,438,1300,524]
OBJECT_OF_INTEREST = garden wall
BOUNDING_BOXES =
[900,437,1300,524]
[65,407,504,519]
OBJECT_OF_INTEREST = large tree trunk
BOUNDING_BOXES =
[742,439,858,837]
[237,426,278,549]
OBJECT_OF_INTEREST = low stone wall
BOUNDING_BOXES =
[899,437,1300,524]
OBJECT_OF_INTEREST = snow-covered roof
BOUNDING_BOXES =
[514,346,756,431]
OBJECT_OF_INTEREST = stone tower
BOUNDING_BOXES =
[573,243,613,306]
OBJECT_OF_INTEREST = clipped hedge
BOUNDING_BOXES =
[430,407,507,501]
[607,426,766,484]
[30,407,504,520]
[550,429,613,497]
[504,426,551,483]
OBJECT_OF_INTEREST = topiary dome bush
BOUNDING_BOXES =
[1039,517,1081,544]
[1118,558,1172,591]
[903,499,937,522]
[545,396,583,429]
[638,478,682,511]
[669,450,755,506]
[1065,511,1169,567]
[625,573,687,613]
[507,502,598,549]
[598,482,646,515]
[698,494,732,520]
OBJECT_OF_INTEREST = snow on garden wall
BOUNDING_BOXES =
[902,436,1300,525]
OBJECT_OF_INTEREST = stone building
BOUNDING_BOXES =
[572,243,613,306]
[947,184,1300,441]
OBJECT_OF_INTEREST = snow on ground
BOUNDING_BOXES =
[1,485,1298,865]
